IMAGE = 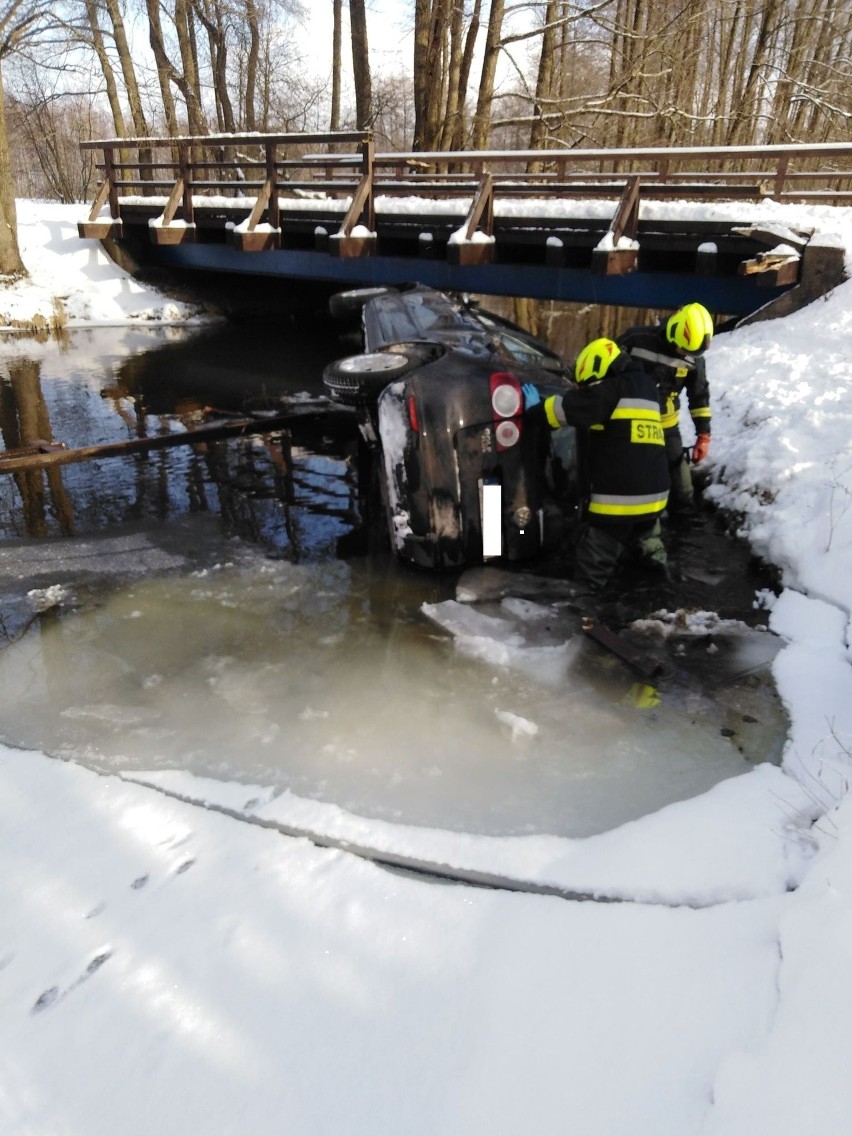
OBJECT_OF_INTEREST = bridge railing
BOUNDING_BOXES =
[77,131,852,269]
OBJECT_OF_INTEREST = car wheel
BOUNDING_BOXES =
[323,345,438,406]
[328,287,397,320]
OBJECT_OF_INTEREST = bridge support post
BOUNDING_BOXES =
[738,234,847,325]
[329,138,377,258]
[77,147,123,240]
[447,172,495,266]
[149,144,196,245]
[591,176,639,275]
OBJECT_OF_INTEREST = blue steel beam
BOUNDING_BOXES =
[150,243,790,315]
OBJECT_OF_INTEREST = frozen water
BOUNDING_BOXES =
[0,539,786,838]
[0,325,789,840]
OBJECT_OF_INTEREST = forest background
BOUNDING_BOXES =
[0,0,849,344]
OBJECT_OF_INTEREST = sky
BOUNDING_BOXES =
[298,0,534,112]
[304,0,413,79]
[1,196,852,1133]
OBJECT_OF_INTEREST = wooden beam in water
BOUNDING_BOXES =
[0,406,338,476]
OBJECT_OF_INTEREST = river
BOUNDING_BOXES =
[0,319,787,838]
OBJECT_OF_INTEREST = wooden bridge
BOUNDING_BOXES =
[78,131,852,316]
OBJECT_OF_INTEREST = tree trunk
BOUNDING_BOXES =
[471,0,505,150]
[413,0,431,149]
[193,0,236,134]
[330,0,342,129]
[413,0,451,151]
[349,0,372,128]
[104,0,149,137]
[84,0,127,139]
[243,0,261,131]
[0,69,24,277]
[174,0,207,135]
[527,0,558,166]
[146,0,179,137]
[449,0,481,151]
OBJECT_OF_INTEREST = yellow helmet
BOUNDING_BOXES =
[575,337,621,383]
[666,303,714,354]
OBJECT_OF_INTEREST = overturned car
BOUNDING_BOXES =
[323,285,576,571]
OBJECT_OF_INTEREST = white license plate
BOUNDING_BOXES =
[481,480,502,559]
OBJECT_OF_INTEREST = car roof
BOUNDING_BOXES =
[363,288,486,350]
[362,287,567,374]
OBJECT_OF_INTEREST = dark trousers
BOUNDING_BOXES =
[575,518,667,591]
[664,426,694,514]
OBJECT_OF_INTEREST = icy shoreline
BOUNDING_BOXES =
[2,198,852,1134]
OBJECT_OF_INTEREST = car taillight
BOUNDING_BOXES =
[407,394,419,433]
[489,372,522,451]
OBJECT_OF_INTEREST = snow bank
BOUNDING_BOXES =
[3,197,852,1134]
[0,201,207,329]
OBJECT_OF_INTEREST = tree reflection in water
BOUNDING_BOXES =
[0,356,73,537]
[0,326,357,560]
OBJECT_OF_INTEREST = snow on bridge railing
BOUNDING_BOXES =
[76,132,852,279]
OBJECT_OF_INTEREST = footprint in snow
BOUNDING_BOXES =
[31,986,60,1014]
[84,951,111,976]
[30,949,113,1015]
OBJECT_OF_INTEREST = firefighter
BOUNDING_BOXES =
[617,302,714,520]
[524,337,669,594]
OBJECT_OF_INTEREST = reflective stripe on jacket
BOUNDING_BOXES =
[543,357,669,525]
[618,326,711,437]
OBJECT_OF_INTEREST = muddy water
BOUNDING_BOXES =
[0,323,788,838]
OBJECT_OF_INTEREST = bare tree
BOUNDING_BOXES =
[330,0,342,129]
[193,0,236,133]
[411,0,481,153]
[447,0,481,150]
[470,0,504,149]
[103,0,150,137]
[80,0,126,139]
[349,0,372,127]
[0,1,57,275]
[0,68,23,274]
[7,78,103,202]
[527,0,558,164]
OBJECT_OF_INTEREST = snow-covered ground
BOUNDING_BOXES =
[0,201,205,329]
[2,198,852,1134]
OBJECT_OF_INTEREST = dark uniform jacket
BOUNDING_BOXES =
[617,324,711,439]
[543,353,669,527]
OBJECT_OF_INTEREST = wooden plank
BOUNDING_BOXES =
[731,223,813,250]
[738,252,800,276]
[0,408,335,476]
[447,240,495,266]
[78,220,123,240]
[591,247,638,275]
[228,228,281,252]
[327,233,376,258]
[754,259,801,287]
[149,224,196,245]
[582,618,666,680]
[81,130,370,150]
[0,439,64,458]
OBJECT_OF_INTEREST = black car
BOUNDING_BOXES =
[323,285,577,570]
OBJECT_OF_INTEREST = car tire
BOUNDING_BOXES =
[328,287,397,321]
[323,344,439,406]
